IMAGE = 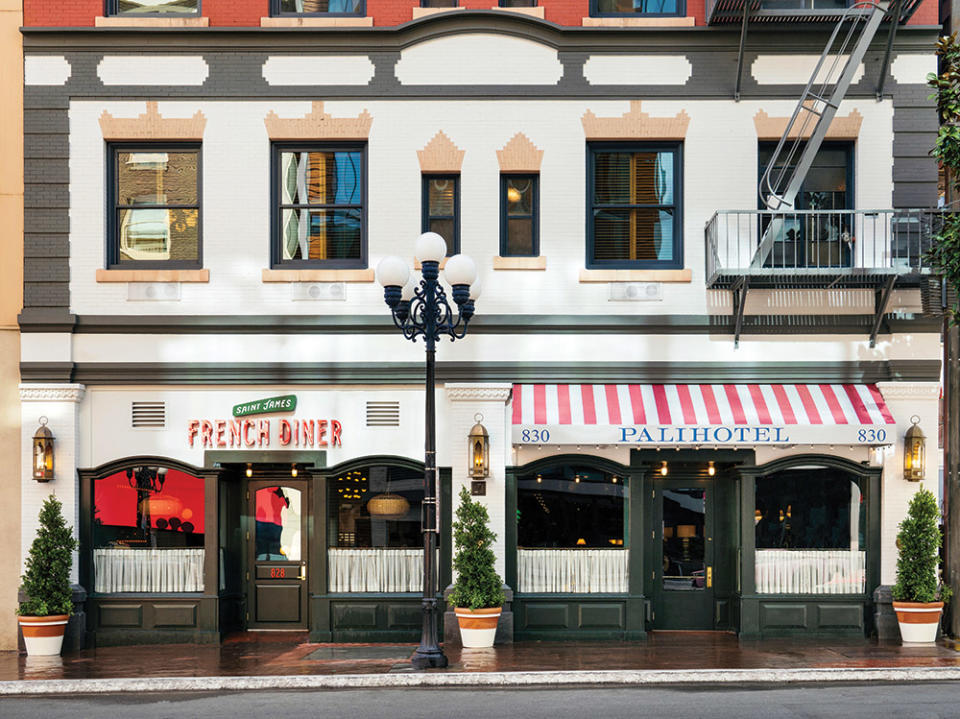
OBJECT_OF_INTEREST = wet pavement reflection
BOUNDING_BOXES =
[1,631,958,681]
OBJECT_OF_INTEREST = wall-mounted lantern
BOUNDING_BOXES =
[904,415,926,482]
[469,414,490,496]
[32,417,54,482]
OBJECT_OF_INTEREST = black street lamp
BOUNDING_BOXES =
[377,231,480,670]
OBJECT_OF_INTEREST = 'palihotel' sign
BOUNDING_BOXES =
[513,424,891,446]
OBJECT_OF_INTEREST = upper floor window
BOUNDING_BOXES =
[500,1,538,5]
[422,175,460,257]
[273,0,364,14]
[108,144,201,268]
[272,144,367,268]
[501,175,539,257]
[587,143,682,269]
[108,0,199,15]
[421,1,458,7]
[591,0,682,15]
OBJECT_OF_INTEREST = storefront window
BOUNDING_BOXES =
[755,466,865,594]
[327,464,425,593]
[93,466,205,593]
[517,463,628,593]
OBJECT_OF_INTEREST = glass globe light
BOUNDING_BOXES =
[469,277,482,301]
[415,232,448,263]
[401,278,415,301]
[444,254,477,287]
[376,255,409,288]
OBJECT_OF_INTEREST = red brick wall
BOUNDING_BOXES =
[908,0,939,26]
[544,0,588,25]
[206,0,266,26]
[367,0,417,26]
[24,0,99,26]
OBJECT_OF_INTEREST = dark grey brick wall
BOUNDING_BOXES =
[892,83,938,209]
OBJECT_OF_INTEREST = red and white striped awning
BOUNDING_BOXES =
[511,384,896,446]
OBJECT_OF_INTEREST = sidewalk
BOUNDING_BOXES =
[1,632,959,694]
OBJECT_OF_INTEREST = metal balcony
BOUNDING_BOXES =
[705,208,944,346]
[706,0,868,24]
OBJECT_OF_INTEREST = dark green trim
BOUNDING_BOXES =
[204,450,327,468]
[20,359,942,384]
[505,468,518,594]
[19,310,944,335]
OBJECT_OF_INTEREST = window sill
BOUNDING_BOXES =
[96,269,209,283]
[262,268,375,282]
[412,7,466,19]
[493,256,547,271]
[581,16,695,26]
[260,16,374,27]
[578,268,692,283]
[493,6,545,18]
[94,16,209,27]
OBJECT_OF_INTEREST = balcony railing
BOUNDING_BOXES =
[705,208,942,289]
[706,0,872,23]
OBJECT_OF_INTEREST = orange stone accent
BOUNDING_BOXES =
[417,131,465,173]
[96,269,210,283]
[497,133,544,173]
[264,101,373,140]
[581,16,695,26]
[753,105,863,140]
[99,101,207,140]
[259,16,373,27]
[95,16,209,27]
[581,101,690,140]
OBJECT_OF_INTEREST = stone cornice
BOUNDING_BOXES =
[875,381,940,401]
[445,383,513,402]
[19,383,86,403]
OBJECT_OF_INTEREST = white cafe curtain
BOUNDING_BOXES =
[94,548,205,593]
[518,549,629,594]
[328,548,426,593]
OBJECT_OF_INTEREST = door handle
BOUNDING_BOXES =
[298,565,307,581]
[706,566,713,588]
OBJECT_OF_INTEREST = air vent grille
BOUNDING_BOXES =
[366,401,400,427]
[132,401,165,429]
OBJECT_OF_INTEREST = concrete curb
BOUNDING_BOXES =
[3,666,960,695]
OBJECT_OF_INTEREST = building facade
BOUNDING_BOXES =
[19,0,945,646]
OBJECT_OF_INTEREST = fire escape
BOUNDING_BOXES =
[704,1,940,347]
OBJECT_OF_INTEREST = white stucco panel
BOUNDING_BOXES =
[751,55,865,86]
[395,34,562,85]
[97,56,210,86]
[262,55,376,86]
[583,55,692,85]
[891,53,938,86]
[24,55,71,86]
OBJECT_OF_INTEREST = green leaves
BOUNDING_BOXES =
[18,496,77,617]
[927,34,960,321]
[892,488,945,603]
[449,487,505,611]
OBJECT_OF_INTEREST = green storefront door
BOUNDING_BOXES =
[651,480,714,629]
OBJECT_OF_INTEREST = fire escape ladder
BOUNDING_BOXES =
[751,3,887,269]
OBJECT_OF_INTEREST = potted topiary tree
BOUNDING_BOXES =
[449,487,505,648]
[17,495,78,655]
[892,487,950,644]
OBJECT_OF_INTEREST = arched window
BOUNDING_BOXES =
[92,465,205,593]
[326,462,425,593]
[516,461,628,594]
[754,464,866,594]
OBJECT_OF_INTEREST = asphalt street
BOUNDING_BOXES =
[1,683,959,719]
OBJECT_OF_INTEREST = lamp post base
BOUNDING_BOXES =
[411,648,448,670]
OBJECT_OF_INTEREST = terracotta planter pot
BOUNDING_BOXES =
[18,614,69,656]
[892,601,943,644]
[455,606,501,648]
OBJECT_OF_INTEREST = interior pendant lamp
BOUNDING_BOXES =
[367,471,410,520]
[469,413,490,479]
[32,416,54,482]
[903,415,926,482]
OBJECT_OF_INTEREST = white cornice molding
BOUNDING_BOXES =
[445,383,513,402]
[19,384,86,403]
[875,381,940,401]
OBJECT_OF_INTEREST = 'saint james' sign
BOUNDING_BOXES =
[232,395,297,418]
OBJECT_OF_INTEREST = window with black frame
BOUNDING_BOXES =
[273,0,364,14]
[92,466,205,593]
[588,144,681,268]
[109,145,201,267]
[108,0,199,15]
[500,175,539,257]
[591,0,682,16]
[500,0,538,6]
[422,175,459,256]
[754,466,866,594]
[517,464,628,593]
[421,0,458,6]
[758,142,853,269]
[274,145,366,267]
[327,464,425,593]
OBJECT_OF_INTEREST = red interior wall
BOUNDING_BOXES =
[95,469,205,533]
